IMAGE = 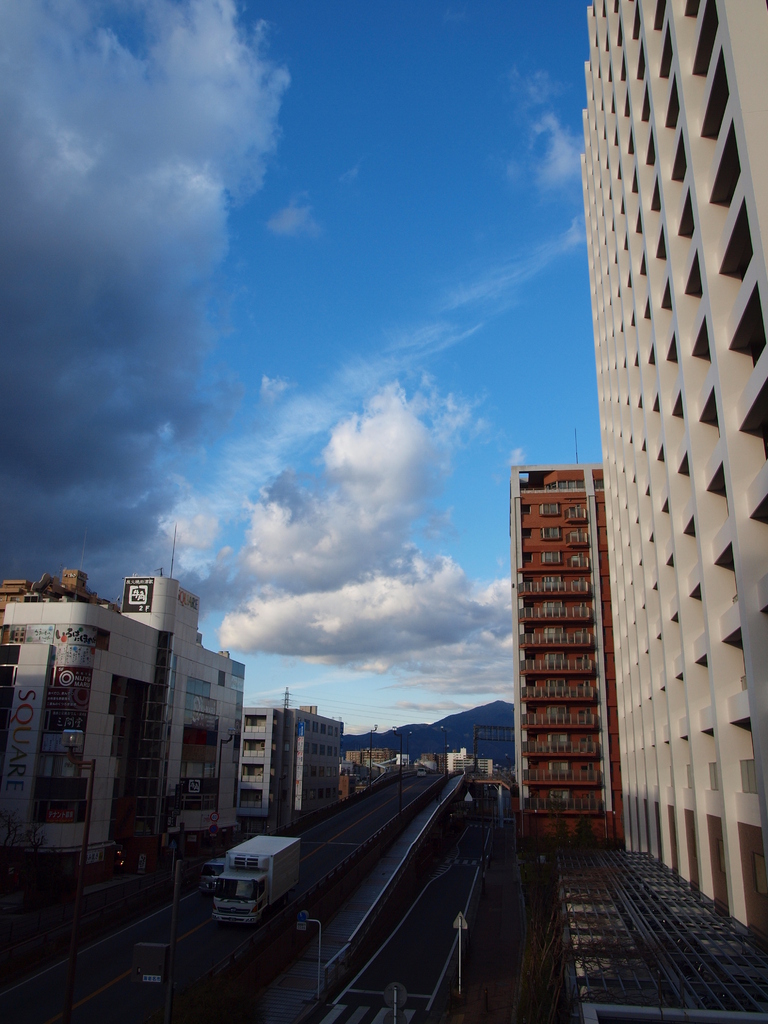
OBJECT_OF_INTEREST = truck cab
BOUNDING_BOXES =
[213,872,267,921]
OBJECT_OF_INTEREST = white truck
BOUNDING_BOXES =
[212,836,300,925]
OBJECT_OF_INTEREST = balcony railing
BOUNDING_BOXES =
[518,580,592,594]
[567,530,590,545]
[519,606,593,620]
[521,684,597,700]
[524,797,604,811]
[522,740,599,755]
[520,631,595,647]
[564,507,588,521]
[523,769,602,783]
[521,658,595,673]
[520,712,598,727]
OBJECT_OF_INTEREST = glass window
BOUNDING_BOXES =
[709,762,719,790]
[741,759,757,794]
[541,526,561,539]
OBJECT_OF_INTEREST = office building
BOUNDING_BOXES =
[0,573,244,881]
[582,0,768,938]
[238,705,342,834]
[446,748,493,776]
[511,465,624,842]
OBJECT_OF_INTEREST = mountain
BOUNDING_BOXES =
[341,700,515,766]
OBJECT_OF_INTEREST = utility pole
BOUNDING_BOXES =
[164,858,183,1024]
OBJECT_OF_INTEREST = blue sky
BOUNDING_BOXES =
[0,1,601,733]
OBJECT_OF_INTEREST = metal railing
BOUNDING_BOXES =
[520,631,594,646]
[525,797,604,811]
[521,684,597,699]
[519,606,592,619]
[518,580,591,594]
[520,713,598,727]
[521,658,595,673]
[522,741,599,755]
[523,770,602,783]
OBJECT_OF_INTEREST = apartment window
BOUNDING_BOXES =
[542,551,562,564]
[709,762,719,790]
[540,503,560,515]
[319,744,326,755]
[687,764,694,788]
[239,790,262,807]
[312,743,318,754]
[543,602,564,614]
[544,653,566,669]
[541,527,561,539]
[717,839,726,873]
[218,670,226,687]
[741,759,758,794]
[320,723,326,734]
[565,506,587,520]
[313,721,318,732]
[568,531,588,543]
[548,734,569,746]
[244,715,267,731]
[242,739,265,754]
[755,853,768,895]
[549,761,569,773]
[570,555,589,567]
[543,576,563,590]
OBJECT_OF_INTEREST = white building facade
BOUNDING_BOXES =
[582,0,768,939]
[238,705,342,833]
[0,575,244,878]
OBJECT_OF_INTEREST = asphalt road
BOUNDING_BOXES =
[2,775,436,1024]
[306,826,485,1024]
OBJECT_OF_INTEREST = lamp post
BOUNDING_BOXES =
[393,728,403,815]
[440,725,448,777]
[406,730,413,768]
[61,729,96,1024]
[368,724,378,788]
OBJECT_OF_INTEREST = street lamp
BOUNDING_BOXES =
[393,728,403,815]
[369,724,378,788]
[61,729,96,1024]
[406,730,413,768]
[440,725,448,777]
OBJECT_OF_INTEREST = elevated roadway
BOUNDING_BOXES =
[1,775,437,1024]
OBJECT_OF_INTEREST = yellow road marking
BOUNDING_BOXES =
[42,915,213,1022]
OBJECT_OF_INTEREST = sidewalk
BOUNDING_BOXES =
[441,825,524,1024]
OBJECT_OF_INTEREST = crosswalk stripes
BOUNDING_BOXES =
[318,1006,417,1024]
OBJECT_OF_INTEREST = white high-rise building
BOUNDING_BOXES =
[582,0,768,941]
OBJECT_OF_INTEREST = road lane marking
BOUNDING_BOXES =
[300,785,418,863]
[317,1005,347,1024]
[0,891,201,996]
[39,908,213,1022]
[425,865,479,1011]
[346,1008,368,1024]
[42,969,131,1024]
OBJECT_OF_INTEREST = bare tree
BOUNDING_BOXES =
[0,808,23,847]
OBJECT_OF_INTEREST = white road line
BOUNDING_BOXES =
[346,989,430,999]
[425,864,479,1012]
[317,1005,347,1024]
[0,890,199,995]
[346,1008,369,1024]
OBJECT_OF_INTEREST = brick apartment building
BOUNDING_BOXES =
[511,465,624,842]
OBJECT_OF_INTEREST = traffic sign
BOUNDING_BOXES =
[296,922,307,931]
[297,910,309,922]
[383,982,408,1008]
[453,911,468,930]
[210,812,219,823]
[209,824,218,835]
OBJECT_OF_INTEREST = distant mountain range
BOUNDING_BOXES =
[341,700,515,765]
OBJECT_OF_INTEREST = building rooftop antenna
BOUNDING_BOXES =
[575,428,579,465]
[169,523,178,580]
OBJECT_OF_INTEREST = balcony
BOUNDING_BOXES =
[521,684,598,700]
[523,769,602,784]
[518,580,592,594]
[524,797,604,812]
[520,631,595,647]
[520,712,598,727]
[521,658,595,674]
[566,530,590,545]
[519,605,593,621]
[564,507,588,521]
[522,740,599,755]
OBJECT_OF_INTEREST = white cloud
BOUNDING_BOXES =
[218,383,514,690]
[533,112,582,188]
[267,197,320,237]
[260,374,291,402]
[509,447,526,466]
[339,161,361,183]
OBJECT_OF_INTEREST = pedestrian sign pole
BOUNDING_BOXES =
[453,911,468,994]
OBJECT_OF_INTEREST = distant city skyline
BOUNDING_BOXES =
[0,1,601,729]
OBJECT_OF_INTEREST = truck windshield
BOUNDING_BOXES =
[215,878,266,901]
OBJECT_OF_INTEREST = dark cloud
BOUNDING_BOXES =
[0,0,288,591]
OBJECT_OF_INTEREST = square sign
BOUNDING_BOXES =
[123,578,155,614]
